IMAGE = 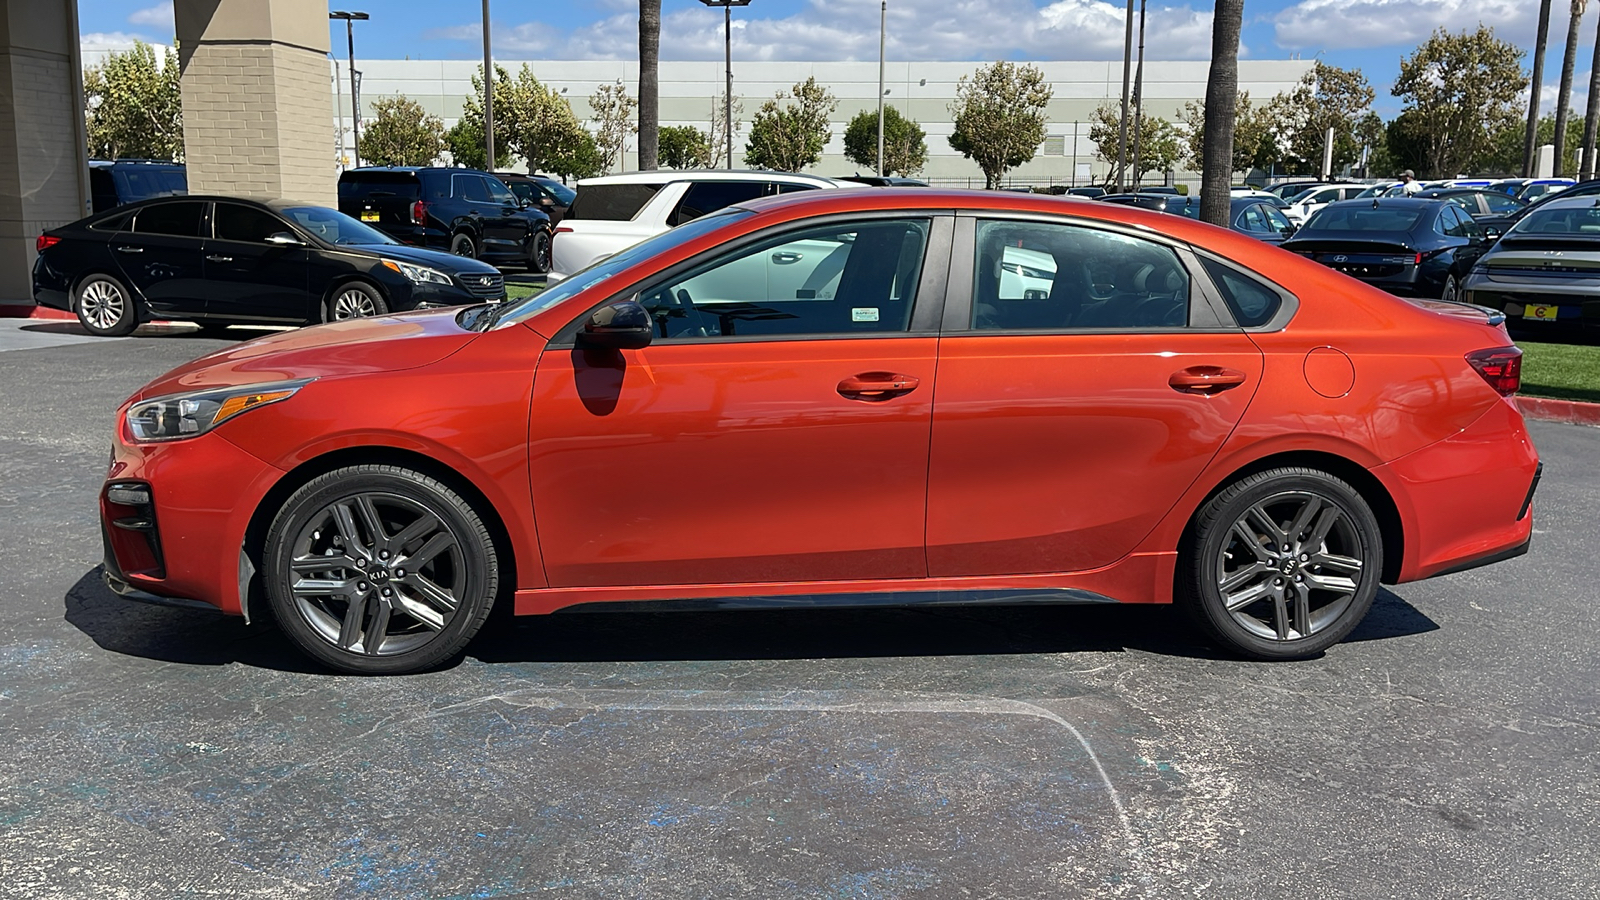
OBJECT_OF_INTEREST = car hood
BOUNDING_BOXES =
[131,308,478,400]
[338,242,500,275]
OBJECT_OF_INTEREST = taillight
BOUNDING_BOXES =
[1413,252,1423,265]
[410,200,427,225]
[554,226,573,235]
[36,234,60,253]
[1466,347,1522,396]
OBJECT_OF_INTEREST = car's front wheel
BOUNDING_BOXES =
[326,281,388,321]
[263,465,500,674]
[1179,467,1382,660]
[74,273,138,336]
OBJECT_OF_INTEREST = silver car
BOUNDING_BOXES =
[1460,193,1600,331]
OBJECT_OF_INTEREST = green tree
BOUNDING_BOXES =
[448,64,515,169]
[842,107,928,176]
[547,130,606,180]
[744,77,838,172]
[1088,103,1180,183]
[659,125,710,169]
[1486,114,1585,174]
[947,61,1053,189]
[83,41,183,160]
[1259,62,1376,175]
[503,64,591,176]
[707,91,744,168]
[1180,92,1271,174]
[589,81,638,174]
[361,95,445,167]
[1392,26,1528,179]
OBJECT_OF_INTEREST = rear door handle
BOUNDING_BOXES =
[115,245,143,254]
[206,254,233,263]
[1169,366,1248,395]
[838,372,920,401]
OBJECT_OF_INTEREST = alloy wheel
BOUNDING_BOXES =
[331,288,378,319]
[287,491,468,657]
[79,279,125,331]
[1215,490,1364,642]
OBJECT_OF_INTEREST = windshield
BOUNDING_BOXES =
[281,206,398,245]
[487,208,752,329]
[1509,204,1600,236]
[1301,205,1425,233]
[538,179,577,205]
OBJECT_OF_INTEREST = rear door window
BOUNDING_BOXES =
[453,174,491,202]
[133,201,205,237]
[565,183,663,221]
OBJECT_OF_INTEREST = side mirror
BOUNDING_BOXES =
[1483,226,1503,240]
[577,299,653,350]
[264,232,304,246]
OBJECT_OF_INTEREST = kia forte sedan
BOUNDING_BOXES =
[100,190,1542,674]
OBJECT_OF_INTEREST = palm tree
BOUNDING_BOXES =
[1554,0,1587,177]
[1527,0,1554,177]
[1583,12,1600,179]
[638,0,661,170]
[1200,0,1243,227]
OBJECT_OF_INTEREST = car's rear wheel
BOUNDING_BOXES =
[528,228,552,273]
[1179,467,1382,660]
[451,232,478,259]
[1441,274,1461,303]
[74,274,138,336]
[263,465,499,674]
[326,281,387,321]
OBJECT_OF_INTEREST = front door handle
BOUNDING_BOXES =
[838,372,920,401]
[206,254,233,263]
[1169,366,1248,395]
[115,245,143,254]
[771,251,803,264]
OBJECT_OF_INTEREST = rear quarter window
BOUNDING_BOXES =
[1201,257,1284,327]
[566,183,663,221]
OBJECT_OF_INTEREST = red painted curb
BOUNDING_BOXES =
[0,304,74,321]
[1516,395,1600,427]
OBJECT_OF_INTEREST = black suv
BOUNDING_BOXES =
[495,172,575,225]
[89,159,187,213]
[337,167,552,272]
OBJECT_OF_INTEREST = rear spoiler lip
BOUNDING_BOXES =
[1413,298,1507,327]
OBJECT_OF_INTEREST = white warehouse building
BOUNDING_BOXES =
[344,58,1317,185]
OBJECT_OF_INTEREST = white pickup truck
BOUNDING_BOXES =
[548,171,849,281]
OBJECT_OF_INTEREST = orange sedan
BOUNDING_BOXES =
[100,190,1540,673]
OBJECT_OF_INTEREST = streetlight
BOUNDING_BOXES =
[482,0,494,171]
[877,1,886,177]
[699,0,752,170]
[329,11,369,167]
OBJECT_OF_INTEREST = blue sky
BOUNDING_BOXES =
[81,0,1574,118]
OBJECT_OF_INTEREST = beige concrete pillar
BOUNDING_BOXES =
[176,0,333,203]
[0,0,90,308]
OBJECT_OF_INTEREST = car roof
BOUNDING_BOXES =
[574,169,847,189]
[1525,193,1600,211]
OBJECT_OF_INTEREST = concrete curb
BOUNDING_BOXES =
[1516,395,1600,427]
[0,304,73,321]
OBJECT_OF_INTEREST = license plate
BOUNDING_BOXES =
[1523,304,1559,321]
[360,211,379,222]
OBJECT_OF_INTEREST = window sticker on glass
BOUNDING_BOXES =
[852,308,880,322]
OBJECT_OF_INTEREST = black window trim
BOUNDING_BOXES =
[940,210,1239,336]
[548,210,957,348]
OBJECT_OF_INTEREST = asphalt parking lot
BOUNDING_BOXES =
[1,318,1597,898]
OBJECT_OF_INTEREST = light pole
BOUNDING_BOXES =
[329,12,369,167]
[699,0,752,169]
[877,1,886,177]
[1115,0,1132,190]
[482,0,494,170]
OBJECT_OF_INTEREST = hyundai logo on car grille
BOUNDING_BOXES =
[1331,255,1348,263]
[479,276,494,286]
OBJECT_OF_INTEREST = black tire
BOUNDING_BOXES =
[325,281,389,321]
[451,232,478,259]
[528,228,552,273]
[74,273,138,336]
[263,465,499,675]
[1440,273,1460,303]
[1178,467,1382,660]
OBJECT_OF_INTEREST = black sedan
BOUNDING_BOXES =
[1281,198,1493,299]
[33,196,506,337]
[1414,187,1528,220]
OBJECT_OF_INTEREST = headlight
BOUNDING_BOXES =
[381,258,453,285]
[126,379,313,442]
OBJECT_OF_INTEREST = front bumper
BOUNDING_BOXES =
[101,428,287,617]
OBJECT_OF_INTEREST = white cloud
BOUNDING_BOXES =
[1274,0,1561,52]
[80,32,156,52]
[430,0,1224,62]
[128,2,173,28]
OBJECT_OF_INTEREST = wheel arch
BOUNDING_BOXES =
[319,275,389,323]
[240,445,519,625]
[1178,450,1405,585]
